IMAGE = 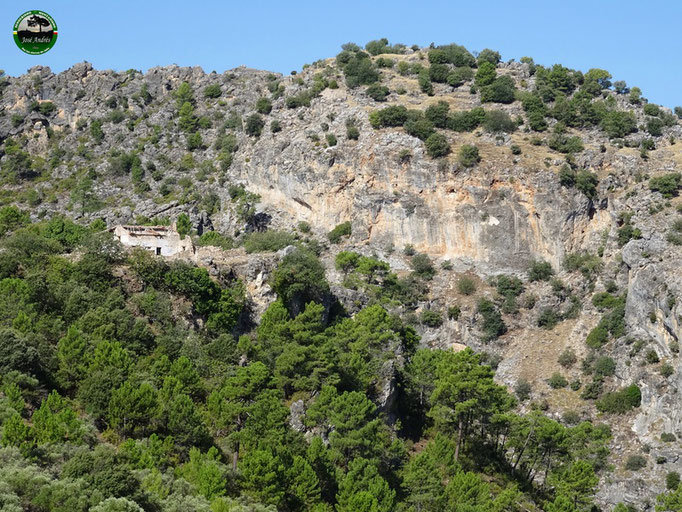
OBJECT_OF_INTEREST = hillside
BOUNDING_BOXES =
[0,38,681,511]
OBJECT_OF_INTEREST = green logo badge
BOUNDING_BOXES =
[13,10,58,55]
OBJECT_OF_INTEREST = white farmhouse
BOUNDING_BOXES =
[110,224,194,256]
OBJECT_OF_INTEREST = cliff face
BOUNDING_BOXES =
[1,51,682,506]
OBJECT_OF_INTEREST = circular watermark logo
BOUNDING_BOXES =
[13,10,58,55]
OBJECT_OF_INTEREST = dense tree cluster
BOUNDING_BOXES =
[0,210,624,511]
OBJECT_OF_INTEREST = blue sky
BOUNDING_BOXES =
[2,1,681,107]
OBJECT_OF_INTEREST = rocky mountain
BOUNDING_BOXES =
[1,40,682,508]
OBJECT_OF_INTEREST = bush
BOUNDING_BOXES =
[457,276,476,295]
[548,134,584,154]
[558,348,577,368]
[326,133,337,146]
[405,118,435,141]
[596,384,641,413]
[271,248,329,312]
[528,260,554,281]
[661,363,675,377]
[418,70,433,95]
[244,230,295,253]
[586,326,609,349]
[593,356,616,377]
[475,61,497,87]
[369,105,409,128]
[600,110,637,138]
[576,171,599,199]
[420,309,443,327]
[645,349,660,364]
[447,305,461,320]
[661,432,677,443]
[458,144,481,167]
[537,308,559,329]
[366,84,389,102]
[410,253,436,280]
[511,145,522,155]
[203,84,222,98]
[429,63,450,83]
[328,221,352,243]
[255,97,272,114]
[484,110,516,133]
[271,120,282,133]
[547,372,568,389]
[447,67,474,87]
[667,472,681,490]
[558,165,576,187]
[477,298,507,341]
[563,251,602,278]
[515,379,532,401]
[197,231,233,250]
[245,114,265,137]
[624,455,646,471]
[480,76,516,104]
[649,173,682,198]
[495,275,524,298]
[425,133,450,158]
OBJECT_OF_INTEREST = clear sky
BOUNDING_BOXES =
[2,0,681,107]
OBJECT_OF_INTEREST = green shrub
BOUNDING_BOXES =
[328,221,352,243]
[511,145,522,155]
[418,70,434,95]
[411,253,436,280]
[458,144,481,167]
[495,275,524,298]
[537,308,559,329]
[255,97,272,114]
[593,356,616,377]
[405,118,435,141]
[270,120,282,133]
[592,292,623,310]
[667,472,681,490]
[548,134,584,154]
[645,349,660,364]
[558,348,577,368]
[596,384,641,413]
[475,61,496,87]
[457,276,476,295]
[600,110,637,138]
[420,309,443,328]
[624,455,646,471]
[203,84,222,99]
[576,171,599,199]
[197,231,233,250]
[646,117,664,136]
[547,372,568,389]
[649,173,682,198]
[369,105,409,128]
[480,76,516,104]
[244,230,295,253]
[563,251,602,278]
[366,84,389,102]
[484,110,516,133]
[425,133,450,158]
[477,298,507,341]
[515,379,531,401]
[326,134,337,146]
[661,363,675,377]
[447,305,461,320]
[245,114,264,137]
[586,326,609,349]
[447,67,474,88]
[429,63,450,83]
[528,260,554,281]
[661,432,677,443]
